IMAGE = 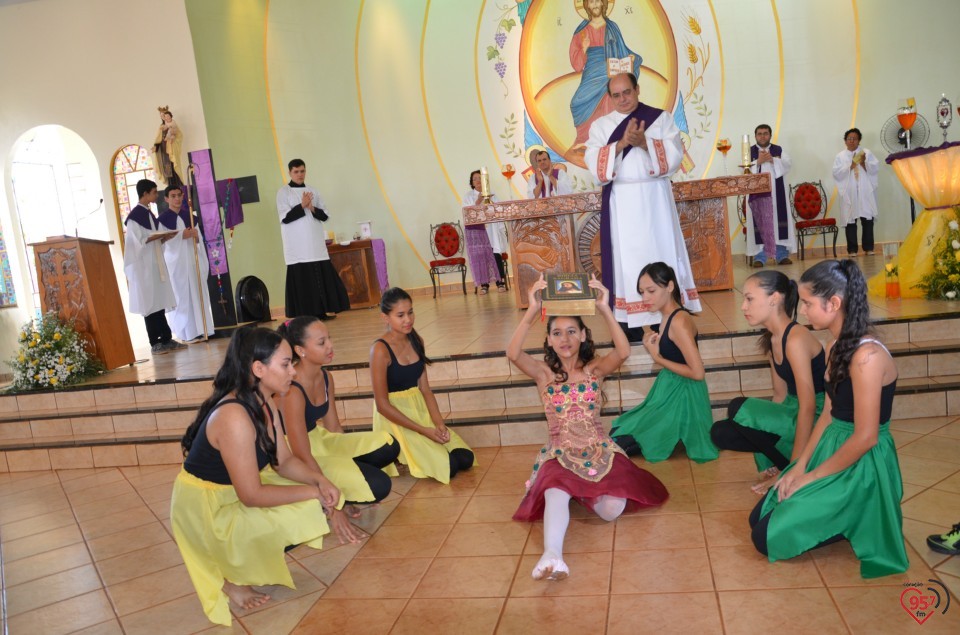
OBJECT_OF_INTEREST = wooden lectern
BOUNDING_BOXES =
[463,174,772,308]
[327,239,383,309]
[31,236,135,370]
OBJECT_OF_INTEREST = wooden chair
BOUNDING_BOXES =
[789,181,838,260]
[428,221,467,298]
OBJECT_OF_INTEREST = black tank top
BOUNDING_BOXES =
[827,339,896,424]
[657,308,694,365]
[287,371,330,434]
[183,399,274,484]
[376,338,424,392]
[773,322,827,396]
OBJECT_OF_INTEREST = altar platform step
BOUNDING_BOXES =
[1,313,959,472]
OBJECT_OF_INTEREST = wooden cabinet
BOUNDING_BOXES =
[31,236,134,370]
[327,239,383,309]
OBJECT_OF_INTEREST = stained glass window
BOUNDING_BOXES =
[112,144,157,247]
[0,219,16,307]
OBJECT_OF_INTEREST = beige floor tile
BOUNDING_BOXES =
[438,521,531,557]
[607,592,723,635]
[70,619,125,635]
[510,551,611,597]
[522,517,616,555]
[710,544,822,590]
[78,504,158,540]
[898,453,960,487]
[899,434,960,465]
[355,523,452,559]
[403,469,482,498]
[498,595,610,634]
[610,548,714,594]
[6,563,103,616]
[239,590,324,635]
[95,540,183,586]
[66,477,135,506]
[87,521,171,561]
[0,507,77,541]
[348,498,399,535]
[296,542,365,586]
[473,469,531,496]
[902,517,954,568]
[719,588,846,635]
[118,593,216,635]
[831,585,960,634]
[614,513,705,551]
[392,598,503,635]
[7,589,115,635]
[902,488,960,528]
[459,494,525,523]
[382,496,469,525]
[60,468,125,493]
[106,562,194,616]
[2,541,92,586]
[2,523,84,562]
[72,491,149,523]
[810,541,934,587]
[487,450,541,472]
[633,483,699,515]
[414,554,519,598]
[691,455,764,484]
[695,482,762,513]
[291,598,406,635]
[323,557,431,599]
[634,456,694,487]
[230,561,326,619]
[701,510,755,547]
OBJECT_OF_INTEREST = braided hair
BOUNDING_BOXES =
[800,259,872,385]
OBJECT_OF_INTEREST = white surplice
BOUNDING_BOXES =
[277,184,329,265]
[123,205,175,316]
[832,147,879,226]
[585,108,702,327]
[746,146,796,257]
[525,168,573,199]
[162,217,215,341]
[461,189,509,254]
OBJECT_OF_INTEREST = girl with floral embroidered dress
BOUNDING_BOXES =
[609,262,718,463]
[508,274,668,581]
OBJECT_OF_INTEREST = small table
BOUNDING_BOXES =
[327,239,389,308]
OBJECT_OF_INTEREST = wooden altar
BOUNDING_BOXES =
[463,174,771,308]
[31,236,135,370]
[327,239,383,309]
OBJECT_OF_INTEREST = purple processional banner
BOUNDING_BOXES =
[189,149,228,276]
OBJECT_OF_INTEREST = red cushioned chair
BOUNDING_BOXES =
[499,252,509,291]
[428,221,467,298]
[789,180,837,260]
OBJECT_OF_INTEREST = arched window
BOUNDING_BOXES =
[0,223,15,307]
[111,144,157,249]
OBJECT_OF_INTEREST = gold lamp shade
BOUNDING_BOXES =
[887,141,960,210]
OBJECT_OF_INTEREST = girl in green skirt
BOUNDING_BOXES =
[750,260,908,578]
[610,262,718,463]
[276,316,400,544]
[710,270,826,494]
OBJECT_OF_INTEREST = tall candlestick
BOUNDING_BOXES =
[480,166,491,199]
[741,134,751,167]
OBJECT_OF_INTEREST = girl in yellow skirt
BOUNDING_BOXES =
[171,327,341,626]
[276,316,400,541]
[710,270,826,494]
[370,287,475,483]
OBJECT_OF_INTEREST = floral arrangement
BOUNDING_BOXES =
[884,263,899,279]
[916,218,960,300]
[8,312,103,391]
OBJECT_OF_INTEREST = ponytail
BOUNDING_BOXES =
[747,270,798,355]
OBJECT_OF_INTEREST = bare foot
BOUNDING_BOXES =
[344,504,363,519]
[532,552,569,581]
[751,468,780,496]
[223,581,270,610]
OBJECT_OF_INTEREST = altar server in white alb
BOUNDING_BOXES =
[123,179,185,355]
[584,72,701,338]
[832,127,880,256]
[158,186,214,342]
[277,159,350,319]
[526,149,573,199]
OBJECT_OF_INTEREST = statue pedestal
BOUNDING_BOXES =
[463,174,771,308]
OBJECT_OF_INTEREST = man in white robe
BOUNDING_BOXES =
[832,127,880,256]
[584,72,701,335]
[122,179,184,354]
[159,186,214,341]
[746,125,796,266]
[526,150,573,199]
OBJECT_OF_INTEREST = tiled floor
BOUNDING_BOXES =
[60,253,959,388]
[2,421,959,634]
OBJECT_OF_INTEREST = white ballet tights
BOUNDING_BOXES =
[594,494,627,521]
[542,488,572,558]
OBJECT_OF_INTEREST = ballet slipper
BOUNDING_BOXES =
[532,553,569,581]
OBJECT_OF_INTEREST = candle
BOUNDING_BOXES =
[741,134,751,166]
[480,166,491,197]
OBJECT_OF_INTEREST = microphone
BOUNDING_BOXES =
[75,198,104,237]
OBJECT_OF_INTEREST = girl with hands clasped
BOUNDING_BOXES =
[508,274,668,581]
[370,288,475,483]
[170,327,337,626]
[276,316,401,545]
[749,260,908,579]
[711,270,826,495]
[609,262,718,463]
